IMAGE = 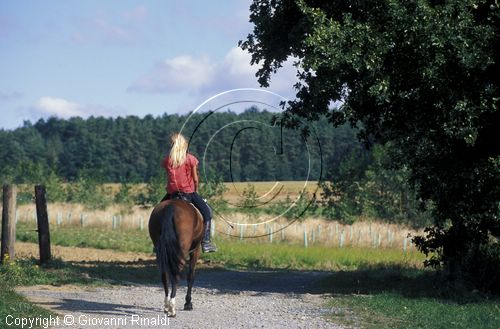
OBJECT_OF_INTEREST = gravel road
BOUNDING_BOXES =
[17,269,344,329]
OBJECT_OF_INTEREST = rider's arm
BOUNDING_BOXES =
[192,164,199,192]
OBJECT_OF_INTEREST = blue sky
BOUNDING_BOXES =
[0,0,297,130]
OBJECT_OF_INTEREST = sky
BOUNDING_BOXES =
[0,0,298,130]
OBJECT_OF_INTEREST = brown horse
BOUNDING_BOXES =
[148,199,204,317]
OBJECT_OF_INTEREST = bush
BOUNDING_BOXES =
[462,241,500,294]
[269,191,321,221]
[66,169,112,209]
[199,175,228,212]
[135,171,165,206]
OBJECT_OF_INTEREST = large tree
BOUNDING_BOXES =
[241,0,499,291]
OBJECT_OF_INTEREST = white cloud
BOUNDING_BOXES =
[223,47,258,79]
[128,55,216,93]
[32,96,124,120]
[128,47,299,99]
[35,97,84,118]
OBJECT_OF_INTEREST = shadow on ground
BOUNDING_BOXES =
[37,298,158,316]
[47,258,490,304]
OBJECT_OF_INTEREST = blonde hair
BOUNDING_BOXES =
[169,133,188,168]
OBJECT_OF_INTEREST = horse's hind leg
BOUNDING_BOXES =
[184,248,200,310]
[161,272,171,315]
[165,275,178,317]
[162,272,176,317]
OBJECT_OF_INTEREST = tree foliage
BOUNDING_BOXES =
[241,0,500,291]
[0,110,324,183]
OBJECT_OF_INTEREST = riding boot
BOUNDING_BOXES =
[202,220,217,253]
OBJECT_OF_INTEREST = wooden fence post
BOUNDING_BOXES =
[1,184,17,264]
[35,185,51,264]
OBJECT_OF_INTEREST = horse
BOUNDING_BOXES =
[148,199,204,317]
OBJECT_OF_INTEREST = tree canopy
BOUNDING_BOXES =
[241,0,499,292]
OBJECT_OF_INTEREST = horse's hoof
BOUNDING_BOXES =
[184,303,193,311]
[167,313,176,318]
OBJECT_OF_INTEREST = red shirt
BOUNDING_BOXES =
[162,153,199,194]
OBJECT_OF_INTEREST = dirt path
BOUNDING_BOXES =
[15,243,343,329]
[15,242,154,263]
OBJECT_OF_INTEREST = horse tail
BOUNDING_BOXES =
[157,204,182,279]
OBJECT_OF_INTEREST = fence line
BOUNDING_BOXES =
[11,203,421,251]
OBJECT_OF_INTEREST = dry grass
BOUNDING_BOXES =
[15,203,150,230]
[14,202,421,251]
[222,181,321,204]
[213,213,421,250]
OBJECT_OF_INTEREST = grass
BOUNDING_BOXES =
[17,222,152,253]
[322,265,500,329]
[223,180,320,203]
[17,222,423,269]
[202,239,424,270]
[330,292,500,329]
[0,256,103,329]
[0,285,54,329]
[15,208,422,250]
[0,261,53,329]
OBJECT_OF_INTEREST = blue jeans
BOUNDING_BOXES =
[187,192,211,225]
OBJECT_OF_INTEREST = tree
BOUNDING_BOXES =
[241,0,499,291]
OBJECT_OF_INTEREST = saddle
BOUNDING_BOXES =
[170,192,203,219]
[170,191,191,202]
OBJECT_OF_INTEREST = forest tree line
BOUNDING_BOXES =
[0,108,356,183]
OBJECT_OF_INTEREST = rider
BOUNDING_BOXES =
[161,132,217,253]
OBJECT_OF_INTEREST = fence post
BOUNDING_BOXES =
[35,185,51,264]
[1,184,17,264]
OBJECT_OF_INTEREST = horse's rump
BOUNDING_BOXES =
[149,200,204,278]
